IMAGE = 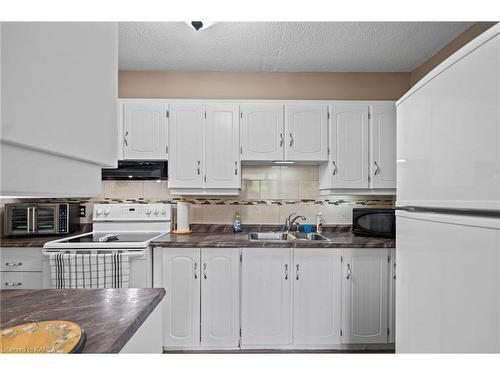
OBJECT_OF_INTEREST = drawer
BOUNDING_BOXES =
[0,248,43,272]
[1,272,42,289]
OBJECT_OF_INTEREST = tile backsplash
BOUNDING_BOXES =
[0,166,395,228]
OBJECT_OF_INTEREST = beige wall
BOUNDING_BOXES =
[410,22,497,86]
[119,71,411,100]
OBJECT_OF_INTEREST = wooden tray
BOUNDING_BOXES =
[0,320,86,354]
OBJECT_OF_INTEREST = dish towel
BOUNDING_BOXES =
[49,252,130,288]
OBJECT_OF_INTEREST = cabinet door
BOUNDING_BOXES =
[1,272,42,289]
[342,248,389,344]
[168,104,204,189]
[162,248,201,348]
[370,104,397,189]
[293,249,342,345]
[204,104,241,189]
[241,248,291,346]
[240,104,284,161]
[329,105,369,189]
[201,249,240,348]
[284,104,328,161]
[389,248,396,343]
[123,102,168,160]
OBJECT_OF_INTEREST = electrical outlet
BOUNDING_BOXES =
[79,205,86,218]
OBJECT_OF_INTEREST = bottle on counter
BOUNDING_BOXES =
[233,212,242,233]
[316,212,323,234]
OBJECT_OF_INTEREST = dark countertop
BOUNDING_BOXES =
[1,225,91,248]
[0,288,165,353]
[1,224,395,249]
[152,226,395,248]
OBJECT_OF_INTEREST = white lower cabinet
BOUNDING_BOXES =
[389,248,396,343]
[293,249,342,346]
[201,249,240,348]
[241,248,292,346]
[157,248,240,349]
[157,247,394,350]
[0,247,43,289]
[341,249,390,344]
[161,248,201,348]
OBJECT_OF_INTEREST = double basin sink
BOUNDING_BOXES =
[248,232,330,242]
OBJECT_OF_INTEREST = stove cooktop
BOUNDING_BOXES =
[60,232,163,243]
[43,231,166,249]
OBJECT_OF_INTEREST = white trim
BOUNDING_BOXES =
[321,188,396,196]
[397,23,500,106]
[119,98,395,106]
[170,188,240,196]
[395,200,500,211]
[396,210,500,230]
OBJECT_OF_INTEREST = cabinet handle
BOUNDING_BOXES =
[393,261,396,280]
[332,161,337,175]
[289,133,294,147]
[296,264,300,280]
[197,160,201,175]
[5,262,23,267]
[234,161,238,176]
[194,262,198,279]
[284,264,289,280]
[203,263,207,279]
[374,161,380,175]
[124,131,129,147]
[4,282,22,287]
[347,264,351,280]
[279,133,283,147]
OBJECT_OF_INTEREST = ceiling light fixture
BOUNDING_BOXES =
[187,21,215,31]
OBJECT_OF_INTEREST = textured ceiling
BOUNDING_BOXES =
[119,22,474,72]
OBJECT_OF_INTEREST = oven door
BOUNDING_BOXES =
[5,205,36,236]
[353,211,395,238]
[34,204,59,234]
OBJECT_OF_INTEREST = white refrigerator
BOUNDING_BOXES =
[395,24,500,353]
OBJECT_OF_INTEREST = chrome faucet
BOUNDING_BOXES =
[284,212,306,232]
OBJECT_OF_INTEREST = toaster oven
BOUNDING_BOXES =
[4,203,80,237]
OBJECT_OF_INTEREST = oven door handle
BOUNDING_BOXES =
[41,250,146,259]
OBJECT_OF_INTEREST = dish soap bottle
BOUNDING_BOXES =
[316,212,323,234]
[233,212,242,233]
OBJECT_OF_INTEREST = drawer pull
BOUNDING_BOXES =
[4,282,22,287]
[5,262,23,267]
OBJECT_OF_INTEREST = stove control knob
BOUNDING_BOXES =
[104,208,110,216]
[145,208,152,215]
[153,208,159,215]
[96,207,103,216]
[161,208,167,215]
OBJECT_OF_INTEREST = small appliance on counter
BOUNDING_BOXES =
[4,203,80,237]
[352,208,395,238]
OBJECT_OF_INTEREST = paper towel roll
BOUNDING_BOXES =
[177,202,190,232]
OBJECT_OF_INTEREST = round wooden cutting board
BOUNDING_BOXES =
[0,320,86,354]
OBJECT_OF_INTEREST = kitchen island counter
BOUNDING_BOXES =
[0,288,165,353]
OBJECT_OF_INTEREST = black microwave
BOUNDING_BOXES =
[352,208,395,238]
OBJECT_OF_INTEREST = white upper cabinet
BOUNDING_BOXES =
[285,104,328,161]
[123,102,168,160]
[370,105,396,189]
[240,104,284,161]
[241,248,292,346]
[293,249,342,346]
[342,249,389,344]
[168,103,204,189]
[161,248,201,348]
[325,104,369,189]
[204,104,241,189]
[201,249,240,348]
